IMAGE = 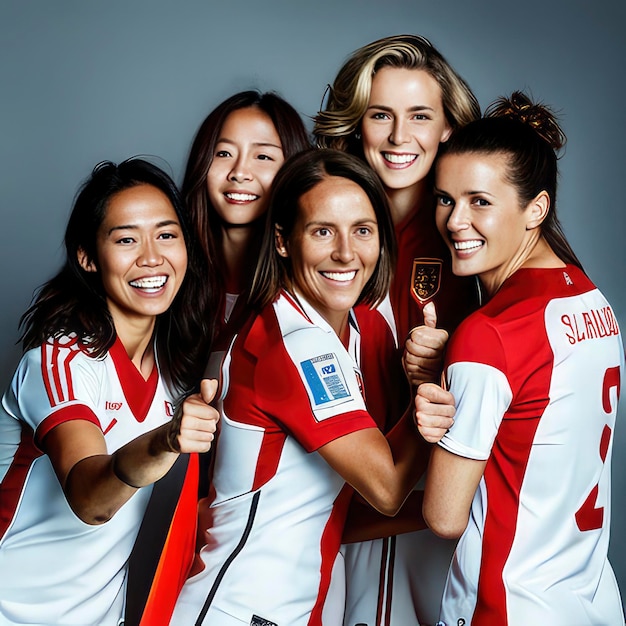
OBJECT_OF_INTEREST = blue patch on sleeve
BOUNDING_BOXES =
[300,353,350,406]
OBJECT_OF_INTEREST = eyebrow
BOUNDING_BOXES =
[366,104,435,113]
[216,137,283,150]
[304,218,378,228]
[434,186,495,198]
[106,219,180,236]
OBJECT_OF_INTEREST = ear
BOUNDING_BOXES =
[440,122,453,144]
[275,225,289,258]
[525,190,550,230]
[77,248,97,272]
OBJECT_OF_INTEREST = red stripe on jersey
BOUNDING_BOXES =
[0,423,42,540]
[41,342,80,406]
[139,453,199,626]
[252,429,287,491]
[109,338,159,423]
[474,416,542,623]
[36,404,101,446]
[309,483,353,625]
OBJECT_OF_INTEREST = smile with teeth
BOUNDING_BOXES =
[382,152,417,165]
[129,275,168,291]
[225,192,259,202]
[321,270,357,282]
[453,240,483,252]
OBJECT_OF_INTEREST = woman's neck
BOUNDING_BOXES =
[221,224,261,293]
[385,179,430,226]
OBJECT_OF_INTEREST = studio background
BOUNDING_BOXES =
[2,0,625,613]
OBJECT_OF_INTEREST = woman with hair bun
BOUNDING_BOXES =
[314,34,480,626]
[418,92,624,624]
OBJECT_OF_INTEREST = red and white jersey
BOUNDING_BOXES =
[438,265,624,626]
[171,290,376,626]
[0,335,175,626]
[344,203,477,626]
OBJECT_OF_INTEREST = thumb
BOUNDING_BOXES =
[200,378,219,405]
[423,301,438,328]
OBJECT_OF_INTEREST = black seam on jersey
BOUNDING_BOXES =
[195,490,262,625]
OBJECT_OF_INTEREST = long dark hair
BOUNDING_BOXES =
[438,91,583,270]
[20,158,212,391]
[181,90,311,331]
[250,148,396,310]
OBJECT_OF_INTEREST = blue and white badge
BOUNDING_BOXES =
[300,352,351,407]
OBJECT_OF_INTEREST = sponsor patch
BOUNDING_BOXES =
[251,615,278,626]
[300,352,351,406]
[411,258,442,305]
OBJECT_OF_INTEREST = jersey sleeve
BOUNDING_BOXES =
[5,343,102,446]
[439,317,513,460]
[254,325,376,453]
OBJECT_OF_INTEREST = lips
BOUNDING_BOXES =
[320,270,357,282]
[453,239,483,252]
[129,275,168,291]
[382,152,417,166]
[224,192,259,202]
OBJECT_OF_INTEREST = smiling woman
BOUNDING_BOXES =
[0,159,219,626]
[167,149,431,626]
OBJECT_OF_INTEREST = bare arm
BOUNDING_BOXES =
[43,379,219,525]
[318,406,428,517]
[423,445,485,539]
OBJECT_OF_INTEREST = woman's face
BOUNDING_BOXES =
[278,176,380,336]
[435,152,540,296]
[80,184,188,335]
[207,106,284,228]
[361,67,451,194]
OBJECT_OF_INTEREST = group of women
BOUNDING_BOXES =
[0,33,623,626]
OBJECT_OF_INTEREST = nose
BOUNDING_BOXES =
[228,155,253,183]
[138,239,164,267]
[389,118,410,145]
[331,232,355,263]
[445,203,470,233]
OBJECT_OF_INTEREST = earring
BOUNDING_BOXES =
[354,132,361,140]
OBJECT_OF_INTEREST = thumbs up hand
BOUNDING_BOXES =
[403,302,449,388]
[167,379,220,453]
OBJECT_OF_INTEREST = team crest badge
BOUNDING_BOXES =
[410,258,442,305]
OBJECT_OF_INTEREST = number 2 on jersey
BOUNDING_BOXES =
[575,366,621,532]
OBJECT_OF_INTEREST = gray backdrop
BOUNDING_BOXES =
[2,0,625,611]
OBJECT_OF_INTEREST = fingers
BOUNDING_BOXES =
[175,385,221,453]
[422,301,437,328]
[414,383,455,444]
[403,326,448,387]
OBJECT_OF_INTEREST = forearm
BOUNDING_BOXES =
[65,423,179,525]
[342,490,426,544]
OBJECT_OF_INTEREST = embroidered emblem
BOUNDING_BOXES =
[411,258,442,305]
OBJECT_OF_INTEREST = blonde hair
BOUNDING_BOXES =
[313,34,480,154]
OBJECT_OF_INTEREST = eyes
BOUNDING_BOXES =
[436,194,491,209]
[214,148,280,162]
[368,110,431,122]
[113,230,181,246]
[311,225,376,239]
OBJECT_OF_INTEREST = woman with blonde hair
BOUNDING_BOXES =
[314,34,480,626]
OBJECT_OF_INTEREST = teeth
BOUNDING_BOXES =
[383,153,417,164]
[130,276,167,289]
[322,271,357,282]
[225,192,258,201]
[454,240,483,251]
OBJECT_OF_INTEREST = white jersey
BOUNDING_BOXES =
[0,335,174,626]
[437,266,624,626]
[170,291,376,626]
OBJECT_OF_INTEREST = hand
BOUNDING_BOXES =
[414,382,455,444]
[168,379,220,453]
[403,302,448,387]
